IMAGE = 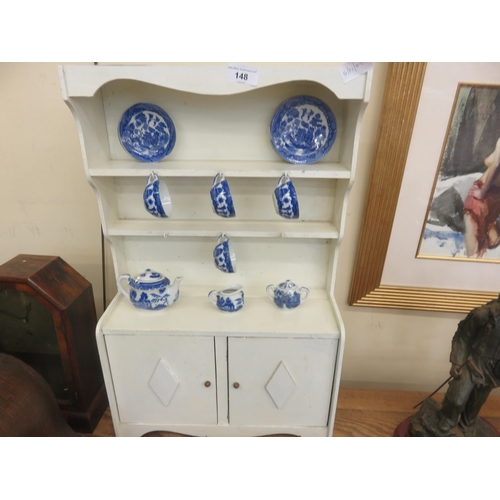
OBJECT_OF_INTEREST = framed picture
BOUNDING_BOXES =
[417,83,500,261]
[349,63,500,313]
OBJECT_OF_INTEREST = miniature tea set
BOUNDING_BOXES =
[117,269,308,313]
[118,96,326,313]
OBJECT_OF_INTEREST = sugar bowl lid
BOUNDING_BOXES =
[277,280,298,291]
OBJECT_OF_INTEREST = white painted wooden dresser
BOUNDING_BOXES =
[59,64,371,437]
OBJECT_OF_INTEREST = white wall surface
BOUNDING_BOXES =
[0,63,104,315]
[0,62,468,391]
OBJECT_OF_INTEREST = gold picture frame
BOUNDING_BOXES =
[348,62,497,313]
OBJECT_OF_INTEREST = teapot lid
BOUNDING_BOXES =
[136,269,170,285]
[277,280,298,290]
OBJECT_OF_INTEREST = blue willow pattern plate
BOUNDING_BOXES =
[118,103,176,162]
[270,95,337,164]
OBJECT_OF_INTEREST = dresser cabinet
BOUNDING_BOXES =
[103,331,336,436]
[60,64,371,436]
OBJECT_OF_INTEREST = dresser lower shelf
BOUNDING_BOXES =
[99,288,341,337]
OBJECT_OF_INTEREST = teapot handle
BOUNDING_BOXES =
[266,284,276,300]
[117,274,131,299]
[299,286,310,302]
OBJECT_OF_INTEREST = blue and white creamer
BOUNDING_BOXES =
[208,285,244,312]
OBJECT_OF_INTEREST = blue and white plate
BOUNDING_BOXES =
[270,95,337,164]
[118,103,176,162]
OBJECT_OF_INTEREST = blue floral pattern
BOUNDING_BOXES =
[216,294,244,312]
[270,95,337,164]
[273,289,301,309]
[213,234,235,273]
[130,289,171,310]
[210,173,236,218]
[119,103,176,162]
[274,174,299,219]
[208,287,244,312]
[267,280,309,309]
[118,269,182,311]
[143,172,169,217]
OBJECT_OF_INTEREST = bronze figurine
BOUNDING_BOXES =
[409,294,500,437]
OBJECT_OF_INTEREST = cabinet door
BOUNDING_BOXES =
[105,334,217,425]
[228,337,337,427]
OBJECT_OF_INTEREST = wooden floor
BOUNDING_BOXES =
[85,387,500,437]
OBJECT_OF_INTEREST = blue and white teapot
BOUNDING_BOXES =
[117,269,183,311]
[266,280,309,309]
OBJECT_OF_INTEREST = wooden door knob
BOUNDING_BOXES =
[204,381,211,387]
[233,382,240,389]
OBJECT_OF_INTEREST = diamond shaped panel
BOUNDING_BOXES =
[265,361,296,409]
[149,358,179,407]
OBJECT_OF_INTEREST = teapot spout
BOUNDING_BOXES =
[169,276,183,303]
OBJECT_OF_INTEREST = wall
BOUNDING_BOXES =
[0,63,104,316]
[0,62,466,391]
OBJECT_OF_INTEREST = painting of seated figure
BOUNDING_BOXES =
[418,84,500,261]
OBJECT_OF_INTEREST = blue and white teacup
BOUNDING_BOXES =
[208,284,244,312]
[143,172,172,218]
[213,233,236,273]
[273,173,299,219]
[210,172,236,218]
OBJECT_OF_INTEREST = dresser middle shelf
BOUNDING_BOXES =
[105,219,340,239]
[88,160,351,179]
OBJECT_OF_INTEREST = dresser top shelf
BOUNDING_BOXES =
[60,64,370,100]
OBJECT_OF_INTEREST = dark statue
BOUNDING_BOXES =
[409,294,500,437]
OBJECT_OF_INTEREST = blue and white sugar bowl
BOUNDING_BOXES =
[266,280,309,309]
[273,173,299,219]
[117,269,183,311]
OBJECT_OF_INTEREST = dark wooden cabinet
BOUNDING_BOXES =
[0,254,106,433]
